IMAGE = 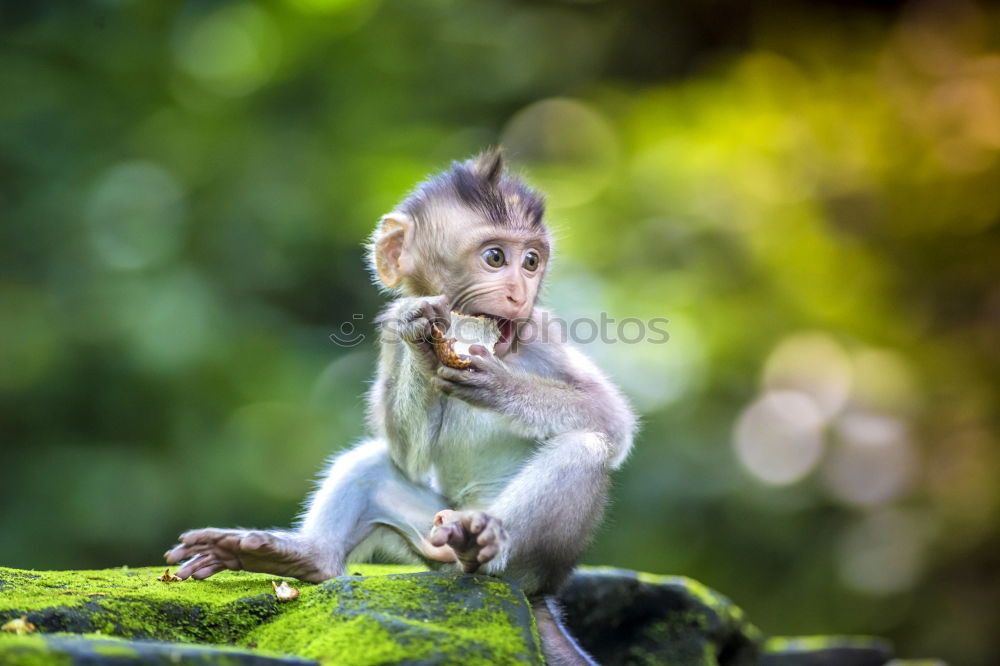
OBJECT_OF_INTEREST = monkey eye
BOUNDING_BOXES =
[522,251,540,272]
[482,248,505,268]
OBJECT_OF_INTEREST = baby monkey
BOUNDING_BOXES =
[166,150,636,665]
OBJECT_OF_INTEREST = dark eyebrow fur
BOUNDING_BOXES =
[399,148,546,231]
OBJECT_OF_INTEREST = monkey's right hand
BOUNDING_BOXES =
[391,295,451,369]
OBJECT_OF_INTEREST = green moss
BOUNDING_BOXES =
[0,635,72,666]
[563,568,762,665]
[0,565,291,613]
[764,635,889,651]
[0,565,541,664]
[92,642,139,657]
[633,570,763,644]
[0,565,302,645]
[246,572,541,665]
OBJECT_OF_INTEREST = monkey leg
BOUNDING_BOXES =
[165,439,449,582]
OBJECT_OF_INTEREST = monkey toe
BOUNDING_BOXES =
[173,553,207,579]
[433,509,460,526]
[239,531,275,554]
[429,522,461,549]
[477,543,499,563]
[190,560,228,580]
[467,512,487,534]
[178,528,245,547]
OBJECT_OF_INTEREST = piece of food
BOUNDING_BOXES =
[272,580,300,602]
[2,616,36,635]
[432,312,501,369]
[157,568,182,582]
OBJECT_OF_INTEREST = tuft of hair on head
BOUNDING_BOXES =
[472,146,505,186]
[390,147,546,232]
[440,147,546,231]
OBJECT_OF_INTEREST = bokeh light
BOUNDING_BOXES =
[3,2,999,663]
[734,390,825,485]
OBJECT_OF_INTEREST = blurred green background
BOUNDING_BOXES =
[2,0,999,663]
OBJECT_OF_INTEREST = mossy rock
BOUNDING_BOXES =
[558,567,762,665]
[0,565,542,665]
[0,634,317,666]
[1,565,939,665]
[760,636,893,666]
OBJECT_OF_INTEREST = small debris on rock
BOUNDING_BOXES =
[157,568,182,582]
[272,580,300,602]
[2,616,36,635]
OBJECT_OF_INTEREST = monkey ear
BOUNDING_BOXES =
[371,213,415,289]
[474,147,504,185]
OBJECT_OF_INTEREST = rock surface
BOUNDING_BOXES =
[0,565,541,665]
[557,567,761,665]
[0,565,940,665]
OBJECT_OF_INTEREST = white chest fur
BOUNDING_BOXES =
[422,397,535,508]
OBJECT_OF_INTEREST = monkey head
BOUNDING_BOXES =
[369,149,551,357]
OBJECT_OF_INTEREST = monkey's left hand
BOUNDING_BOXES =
[427,509,506,573]
[432,345,513,410]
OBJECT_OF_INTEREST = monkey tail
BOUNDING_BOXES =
[531,596,599,666]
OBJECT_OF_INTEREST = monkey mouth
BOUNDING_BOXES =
[470,313,516,354]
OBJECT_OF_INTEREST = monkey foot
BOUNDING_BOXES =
[164,528,330,583]
[428,510,506,574]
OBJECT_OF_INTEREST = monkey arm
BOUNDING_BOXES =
[371,295,456,474]
[478,430,613,596]
[166,438,449,581]
[433,344,636,468]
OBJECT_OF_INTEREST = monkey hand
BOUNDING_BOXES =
[390,295,451,369]
[427,509,506,573]
[432,345,512,409]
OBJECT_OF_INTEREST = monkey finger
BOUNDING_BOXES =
[468,354,504,374]
[436,366,470,381]
[430,295,452,321]
[431,376,456,395]
[434,373,479,393]
[400,317,430,343]
[419,299,450,329]
[437,367,485,388]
